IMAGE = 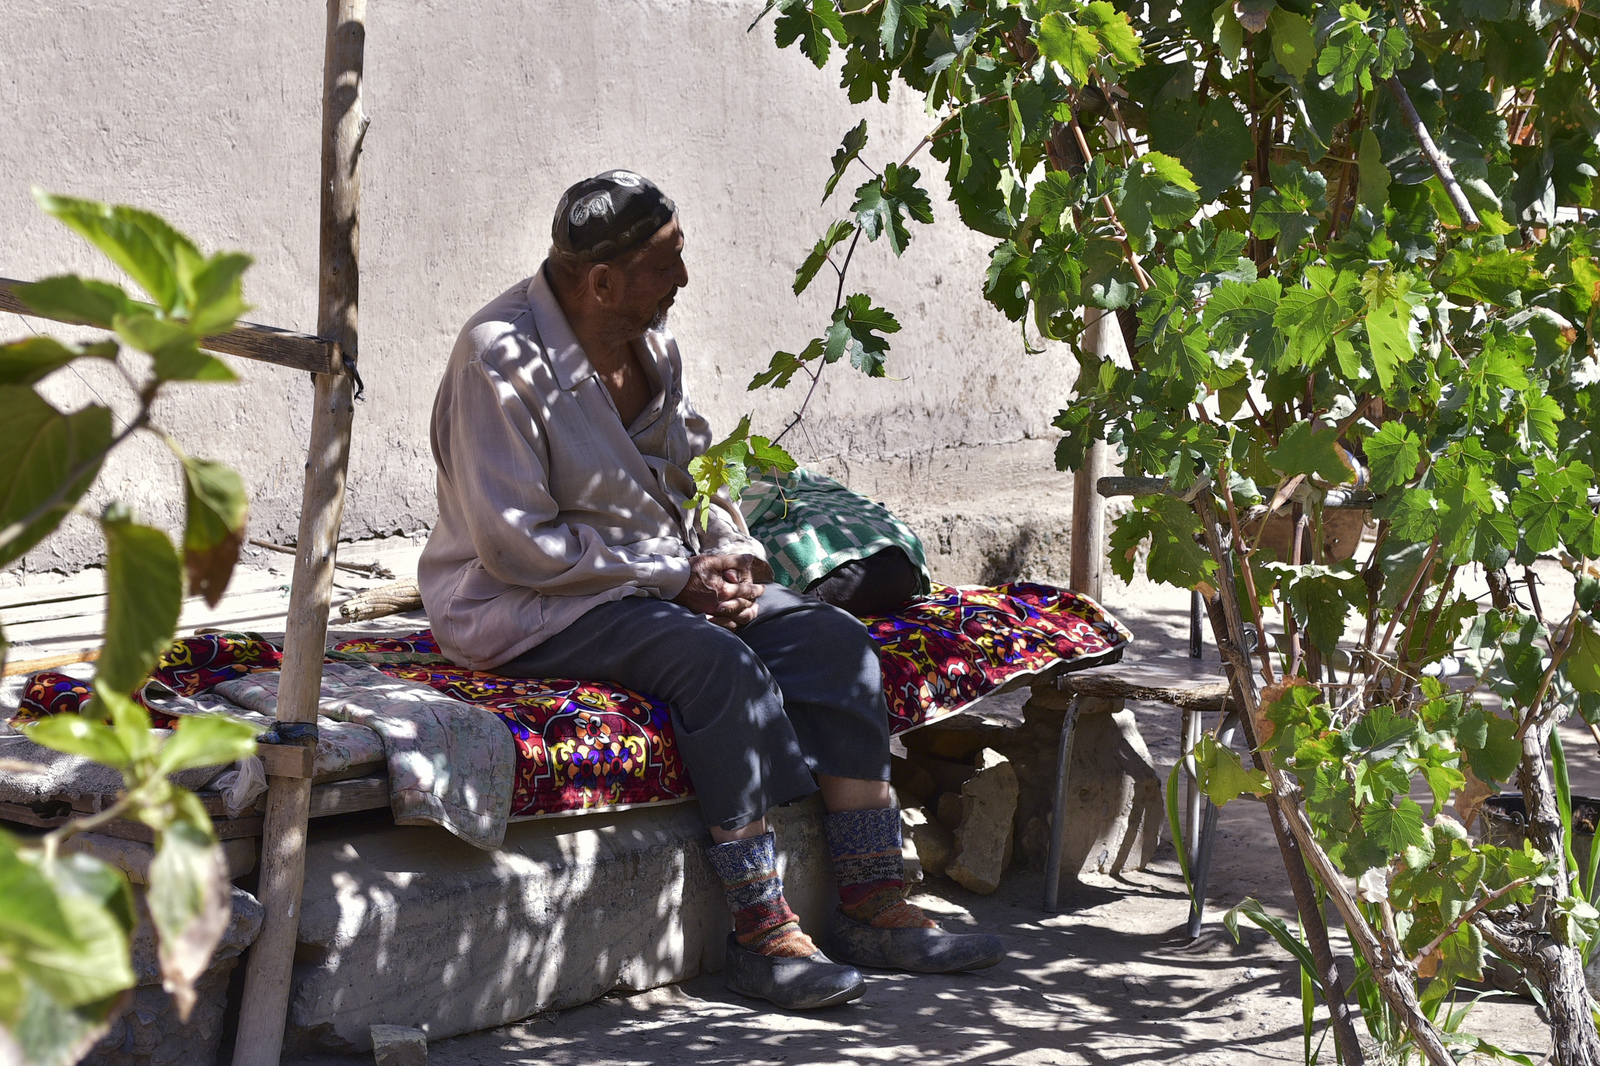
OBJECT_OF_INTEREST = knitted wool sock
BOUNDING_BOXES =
[706,833,818,958]
[823,807,936,930]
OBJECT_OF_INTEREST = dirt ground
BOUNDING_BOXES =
[287,581,1587,1066]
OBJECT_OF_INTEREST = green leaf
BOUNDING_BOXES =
[825,293,901,376]
[1272,563,1363,655]
[749,338,821,391]
[1273,265,1357,370]
[773,0,846,67]
[1356,128,1391,210]
[1034,12,1101,84]
[794,220,855,297]
[4,838,136,1005]
[11,275,137,330]
[1364,421,1423,492]
[823,121,868,202]
[1082,1,1144,67]
[1567,623,1600,696]
[179,455,248,608]
[147,818,230,1021]
[1267,421,1353,482]
[1268,9,1316,78]
[21,716,128,769]
[984,241,1030,322]
[1108,494,1218,587]
[851,164,933,256]
[186,252,252,335]
[1195,733,1271,806]
[0,337,117,388]
[33,190,203,315]
[153,347,237,384]
[1461,707,1521,784]
[97,511,182,696]
[155,715,258,776]
[1147,97,1254,202]
[0,387,114,569]
[1365,294,1416,393]
[1120,153,1201,251]
[1361,797,1428,853]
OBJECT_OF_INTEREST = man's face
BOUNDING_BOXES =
[611,218,688,337]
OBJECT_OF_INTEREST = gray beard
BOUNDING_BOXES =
[648,306,670,331]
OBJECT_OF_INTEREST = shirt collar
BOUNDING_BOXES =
[528,264,593,391]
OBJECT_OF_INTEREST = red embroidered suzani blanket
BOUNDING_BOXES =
[16,583,1128,819]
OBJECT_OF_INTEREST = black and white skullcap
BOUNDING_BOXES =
[551,170,677,264]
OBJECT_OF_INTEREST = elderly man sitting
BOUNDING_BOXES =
[418,170,1001,1009]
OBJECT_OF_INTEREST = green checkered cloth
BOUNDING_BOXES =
[739,467,932,595]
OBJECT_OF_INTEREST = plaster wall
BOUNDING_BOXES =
[3,0,1078,575]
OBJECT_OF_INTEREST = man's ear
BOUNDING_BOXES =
[587,263,618,305]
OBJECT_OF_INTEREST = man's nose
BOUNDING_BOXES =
[674,258,689,289]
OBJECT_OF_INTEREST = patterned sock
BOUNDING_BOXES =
[823,807,936,930]
[705,833,818,958]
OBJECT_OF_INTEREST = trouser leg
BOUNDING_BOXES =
[494,585,889,831]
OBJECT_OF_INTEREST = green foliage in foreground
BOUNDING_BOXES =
[0,192,257,1065]
[738,0,1600,1059]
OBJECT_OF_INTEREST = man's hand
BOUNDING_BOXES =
[674,553,768,629]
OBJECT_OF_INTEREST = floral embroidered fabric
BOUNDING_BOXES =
[16,582,1128,819]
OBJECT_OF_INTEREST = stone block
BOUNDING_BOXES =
[904,807,954,879]
[85,886,263,1066]
[945,749,1019,895]
[371,1024,428,1065]
[1044,708,1164,878]
[284,799,836,1052]
[934,791,964,833]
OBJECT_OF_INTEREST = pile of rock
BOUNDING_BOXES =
[892,688,1165,895]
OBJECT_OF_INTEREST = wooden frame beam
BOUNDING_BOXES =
[0,277,340,375]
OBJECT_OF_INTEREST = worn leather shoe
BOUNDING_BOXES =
[830,910,1005,973]
[722,933,865,1009]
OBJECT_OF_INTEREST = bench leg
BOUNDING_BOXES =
[1181,708,1203,872]
[1043,696,1083,912]
[1185,709,1240,938]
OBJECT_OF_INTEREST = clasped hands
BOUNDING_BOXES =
[673,552,773,630]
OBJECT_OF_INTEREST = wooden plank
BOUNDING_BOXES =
[257,743,315,780]
[308,774,388,818]
[234,4,366,1062]
[1053,657,1232,712]
[0,277,339,375]
[0,803,264,842]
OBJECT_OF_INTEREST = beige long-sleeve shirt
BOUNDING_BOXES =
[418,266,763,670]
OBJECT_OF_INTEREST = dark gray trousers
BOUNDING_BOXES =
[494,584,891,831]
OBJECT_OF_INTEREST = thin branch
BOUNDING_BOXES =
[1385,76,1480,230]
[1416,876,1536,968]
[772,225,866,448]
[1515,598,1584,742]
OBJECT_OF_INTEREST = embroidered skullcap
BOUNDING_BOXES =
[551,170,677,264]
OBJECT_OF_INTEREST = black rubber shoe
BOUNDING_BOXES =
[722,933,865,1010]
[830,910,1005,973]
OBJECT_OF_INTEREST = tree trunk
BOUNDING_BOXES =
[1202,592,1366,1066]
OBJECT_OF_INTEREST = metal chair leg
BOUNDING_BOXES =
[1181,708,1202,871]
[1043,696,1083,912]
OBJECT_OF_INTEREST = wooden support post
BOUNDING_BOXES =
[1070,308,1119,600]
[232,3,364,1064]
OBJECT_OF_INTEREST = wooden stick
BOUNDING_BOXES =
[2,646,102,677]
[1070,310,1115,600]
[232,4,364,1063]
[248,537,394,578]
[0,278,339,375]
[1384,77,1480,231]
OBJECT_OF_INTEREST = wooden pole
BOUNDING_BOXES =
[232,3,364,1063]
[1069,308,1117,600]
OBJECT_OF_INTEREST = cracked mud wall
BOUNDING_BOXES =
[3,1,1084,578]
